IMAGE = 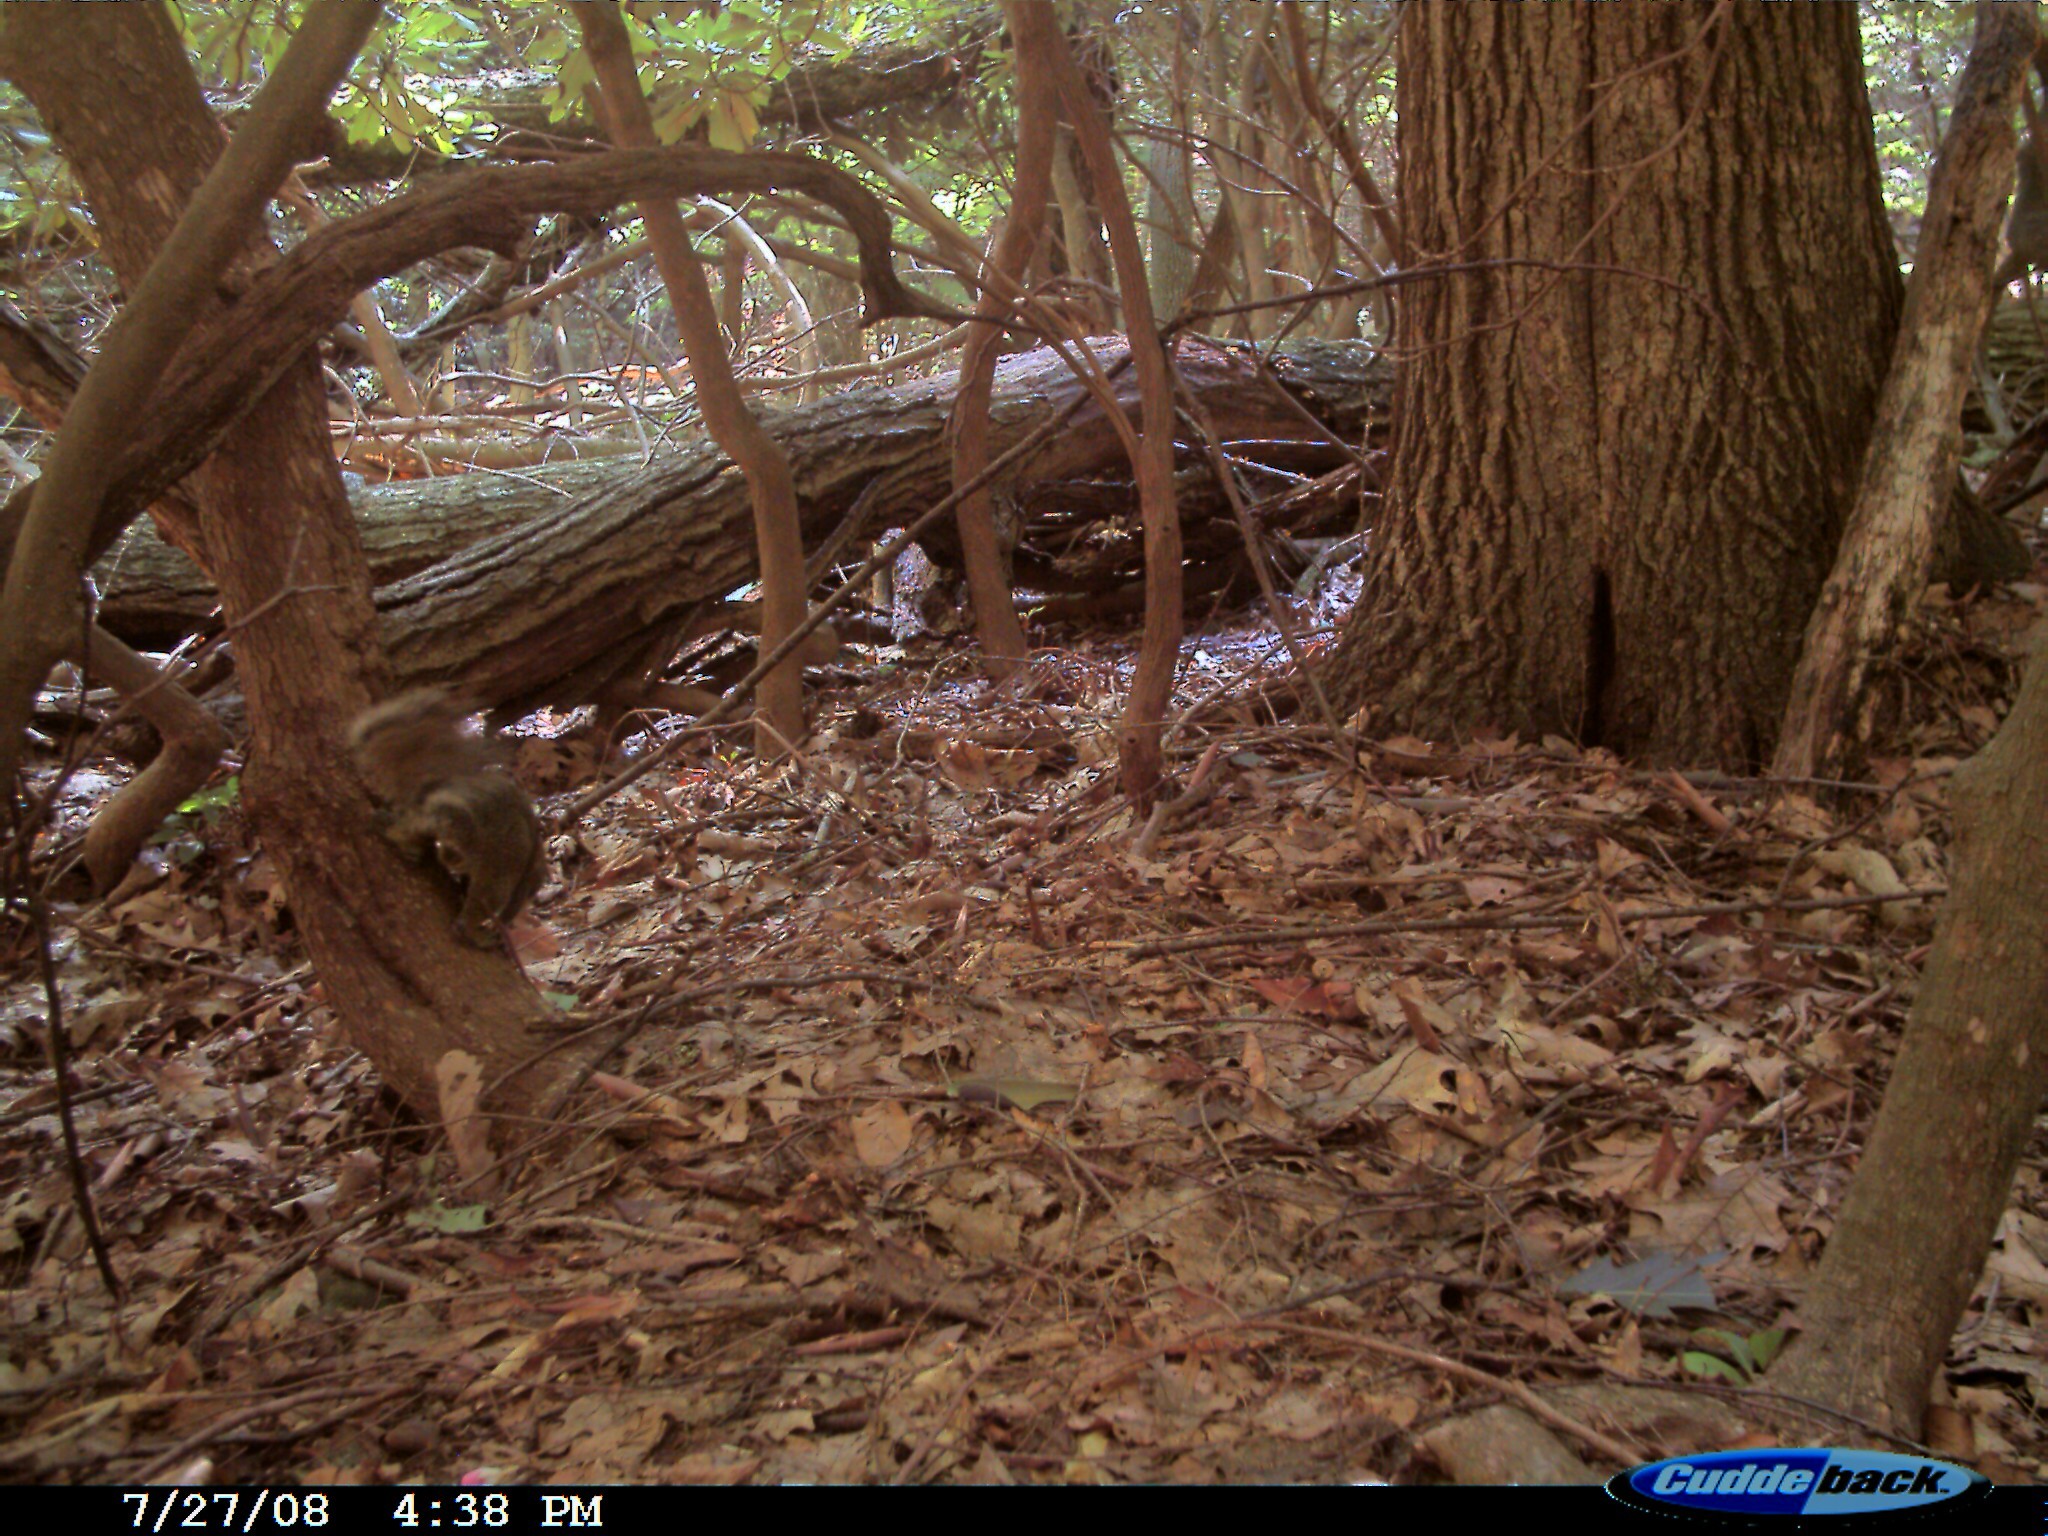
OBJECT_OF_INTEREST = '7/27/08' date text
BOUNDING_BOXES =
[118,1491,605,1530]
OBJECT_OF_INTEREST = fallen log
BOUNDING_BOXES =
[94,338,1393,699]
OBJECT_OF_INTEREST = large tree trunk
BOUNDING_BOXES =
[4,4,564,1124]
[1774,627,2048,1434]
[1322,3,1904,768]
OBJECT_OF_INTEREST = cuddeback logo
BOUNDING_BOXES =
[1607,1448,1990,1520]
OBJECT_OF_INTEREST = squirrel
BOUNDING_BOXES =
[346,688,544,948]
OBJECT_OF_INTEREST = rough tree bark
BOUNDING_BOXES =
[1322,3,1904,768]
[1776,5,2035,779]
[1774,625,2048,1434]
[4,2,566,1125]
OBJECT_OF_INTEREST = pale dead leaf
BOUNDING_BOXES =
[1241,1030,1268,1091]
[1461,875,1525,905]
[939,740,1039,792]
[1354,1047,1461,1116]
[1390,978,1456,1050]
[257,1267,320,1332]
[436,1051,494,1190]
[140,1059,229,1120]
[1253,1385,1343,1440]
[924,1194,1022,1260]
[1373,735,1447,773]
[851,1100,914,1167]
[548,1292,640,1332]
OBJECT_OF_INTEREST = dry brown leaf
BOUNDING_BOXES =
[851,1100,914,1167]
[435,1051,494,1190]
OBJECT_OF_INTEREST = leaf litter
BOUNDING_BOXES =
[3,578,2046,1486]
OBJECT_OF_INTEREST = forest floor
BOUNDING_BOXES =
[4,569,2047,1487]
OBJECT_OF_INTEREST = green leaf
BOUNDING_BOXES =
[404,1201,490,1234]
[653,96,702,142]
[177,775,241,820]
[704,97,743,151]
[1681,1351,1747,1385]
[1682,1325,1787,1383]
[1748,1328,1788,1371]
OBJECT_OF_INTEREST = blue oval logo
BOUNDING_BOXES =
[1607,1448,1990,1520]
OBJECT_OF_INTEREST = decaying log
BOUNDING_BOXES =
[392,338,1387,713]
[94,339,1393,704]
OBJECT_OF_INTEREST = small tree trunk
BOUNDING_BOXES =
[1049,127,1114,326]
[576,1,810,754]
[1039,20,1181,809]
[947,0,1058,679]
[1775,5,2035,780]
[1775,625,2048,1433]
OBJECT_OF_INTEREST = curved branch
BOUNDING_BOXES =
[0,145,959,581]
